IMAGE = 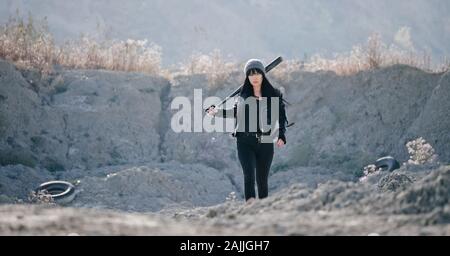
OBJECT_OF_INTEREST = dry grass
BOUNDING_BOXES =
[284,33,450,76]
[178,49,238,88]
[0,15,55,74]
[28,190,55,205]
[1,15,448,80]
[0,15,161,76]
[271,59,306,82]
[56,38,161,75]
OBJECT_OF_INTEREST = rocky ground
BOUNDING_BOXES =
[0,164,448,235]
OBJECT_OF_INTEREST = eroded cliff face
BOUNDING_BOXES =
[0,59,169,171]
[1,59,448,173]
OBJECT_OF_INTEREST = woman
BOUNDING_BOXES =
[207,59,288,203]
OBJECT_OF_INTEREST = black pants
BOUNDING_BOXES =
[236,135,274,200]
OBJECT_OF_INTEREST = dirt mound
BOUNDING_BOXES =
[378,172,415,192]
[394,166,450,215]
[1,165,449,235]
[70,162,237,212]
[0,59,167,171]
[0,204,232,236]
[171,165,450,235]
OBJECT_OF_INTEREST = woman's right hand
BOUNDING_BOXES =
[206,106,218,116]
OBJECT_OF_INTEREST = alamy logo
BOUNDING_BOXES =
[170,89,280,143]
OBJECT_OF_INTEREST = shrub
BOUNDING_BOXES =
[0,13,162,76]
[405,137,439,165]
[359,137,439,182]
[180,49,238,88]
[279,33,449,77]
[56,37,162,75]
[0,14,55,74]
[28,190,55,205]
[1,14,448,81]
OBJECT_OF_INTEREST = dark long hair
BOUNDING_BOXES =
[240,68,278,98]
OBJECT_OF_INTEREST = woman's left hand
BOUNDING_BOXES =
[276,139,285,148]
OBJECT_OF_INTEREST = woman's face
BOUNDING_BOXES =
[248,70,263,87]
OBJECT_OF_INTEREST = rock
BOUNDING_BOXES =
[0,59,168,171]
[0,165,449,235]
[378,172,414,192]
[401,71,450,163]
[0,165,54,200]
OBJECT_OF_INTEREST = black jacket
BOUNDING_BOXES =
[216,88,287,144]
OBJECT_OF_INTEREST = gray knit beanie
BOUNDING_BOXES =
[244,59,266,75]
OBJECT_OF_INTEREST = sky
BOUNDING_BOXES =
[1,0,449,67]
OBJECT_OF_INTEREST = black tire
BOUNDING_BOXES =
[375,156,400,172]
[36,181,76,205]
